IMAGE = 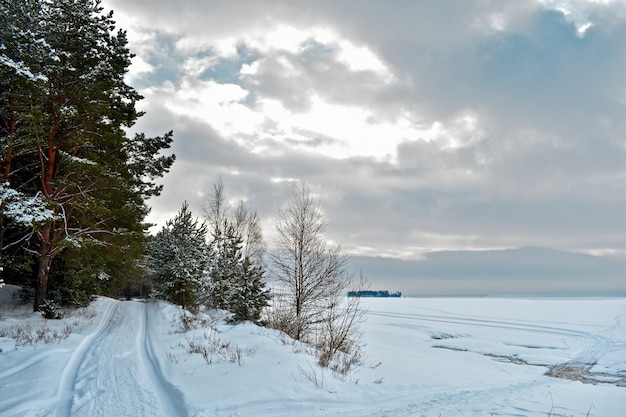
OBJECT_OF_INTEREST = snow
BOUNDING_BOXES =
[1,285,624,417]
[0,183,58,226]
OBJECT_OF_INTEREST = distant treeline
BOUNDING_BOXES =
[348,290,402,298]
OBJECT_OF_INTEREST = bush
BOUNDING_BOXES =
[40,300,64,319]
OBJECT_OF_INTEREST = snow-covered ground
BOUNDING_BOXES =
[1,285,624,417]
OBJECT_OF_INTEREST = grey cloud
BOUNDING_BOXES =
[349,247,626,296]
[283,133,342,149]
[239,40,391,114]
[108,0,625,267]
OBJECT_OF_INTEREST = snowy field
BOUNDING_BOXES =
[1,285,624,417]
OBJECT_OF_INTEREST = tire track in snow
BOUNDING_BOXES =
[368,309,614,364]
[370,308,620,389]
[138,302,188,417]
[53,300,187,417]
[368,309,590,337]
[54,298,118,417]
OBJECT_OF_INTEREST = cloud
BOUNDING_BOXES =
[102,0,626,263]
[350,247,626,296]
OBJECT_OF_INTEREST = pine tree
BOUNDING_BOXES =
[208,221,242,311]
[0,0,175,310]
[229,256,270,323]
[208,220,269,323]
[150,202,209,312]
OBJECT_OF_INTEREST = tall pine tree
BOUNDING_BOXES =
[0,0,175,310]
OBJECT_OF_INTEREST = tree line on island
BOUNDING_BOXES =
[348,290,402,297]
[0,0,366,370]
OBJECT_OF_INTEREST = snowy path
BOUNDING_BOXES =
[54,300,185,417]
[0,299,186,417]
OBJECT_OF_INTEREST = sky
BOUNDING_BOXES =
[100,0,626,270]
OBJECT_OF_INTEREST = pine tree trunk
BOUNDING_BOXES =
[34,254,52,312]
[0,114,16,255]
[0,211,5,257]
[34,224,52,311]
[2,112,15,181]
[33,113,60,312]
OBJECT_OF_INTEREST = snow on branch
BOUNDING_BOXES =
[0,54,48,82]
[59,150,96,166]
[0,182,59,227]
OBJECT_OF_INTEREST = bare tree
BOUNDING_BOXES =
[317,271,367,372]
[202,178,226,239]
[269,181,366,369]
[202,177,265,265]
[232,201,265,263]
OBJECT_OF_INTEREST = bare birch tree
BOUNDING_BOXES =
[202,177,265,265]
[269,181,366,370]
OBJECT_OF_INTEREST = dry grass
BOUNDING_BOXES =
[546,393,595,417]
[184,330,255,366]
[0,300,100,348]
[169,310,255,366]
[297,361,325,389]
[0,320,75,347]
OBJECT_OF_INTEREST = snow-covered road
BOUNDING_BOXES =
[1,293,625,417]
[1,299,187,417]
[54,300,187,417]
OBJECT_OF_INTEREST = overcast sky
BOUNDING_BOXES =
[102,0,625,262]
